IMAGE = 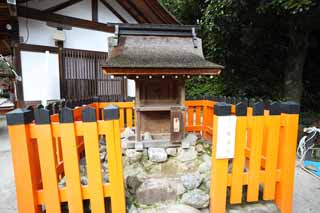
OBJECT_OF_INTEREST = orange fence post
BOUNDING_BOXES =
[59,108,84,212]
[102,105,126,213]
[34,109,61,213]
[80,107,105,212]
[6,109,41,213]
[230,103,247,204]
[275,102,300,213]
[263,102,281,200]
[210,103,232,213]
[126,108,133,128]
[247,102,264,202]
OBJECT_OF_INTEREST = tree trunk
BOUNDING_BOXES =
[283,27,309,103]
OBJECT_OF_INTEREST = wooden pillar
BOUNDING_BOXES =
[135,80,141,141]
[13,43,24,107]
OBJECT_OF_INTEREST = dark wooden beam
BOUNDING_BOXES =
[116,0,149,23]
[17,6,115,33]
[144,0,179,24]
[7,3,17,16]
[100,0,127,23]
[2,39,11,51]
[20,43,59,53]
[92,0,98,22]
[44,0,83,13]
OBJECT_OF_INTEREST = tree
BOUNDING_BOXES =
[257,0,317,102]
[161,0,320,107]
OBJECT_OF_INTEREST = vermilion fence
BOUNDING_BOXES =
[6,99,299,213]
[6,104,126,213]
[209,101,299,213]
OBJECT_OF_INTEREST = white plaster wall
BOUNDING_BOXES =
[19,17,113,52]
[19,17,56,46]
[56,0,92,21]
[107,0,138,24]
[23,0,137,24]
[98,0,121,24]
[18,0,137,98]
[21,51,60,101]
[63,27,113,52]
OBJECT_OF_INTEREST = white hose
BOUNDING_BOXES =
[296,127,320,167]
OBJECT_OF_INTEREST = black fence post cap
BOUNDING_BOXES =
[34,108,51,124]
[281,101,300,114]
[82,106,97,122]
[236,102,247,116]
[103,105,119,120]
[226,97,232,104]
[99,96,108,102]
[37,104,44,109]
[253,101,264,116]
[6,108,34,125]
[214,102,231,116]
[59,107,74,123]
[92,96,99,103]
[269,102,281,115]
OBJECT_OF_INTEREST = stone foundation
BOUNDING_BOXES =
[59,130,279,212]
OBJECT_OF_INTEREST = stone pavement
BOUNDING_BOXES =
[0,116,17,213]
[0,115,320,212]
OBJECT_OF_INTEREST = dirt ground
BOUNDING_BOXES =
[0,115,320,212]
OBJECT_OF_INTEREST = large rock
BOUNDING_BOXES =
[169,180,186,195]
[134,204,201,213]
[157,204,201,213]
[202,154,211,164]
[181,173,202,190]
[182,133,198,146]
[136,178,177,205]
[121,127,135,139]
[181,189,209,209]
[126,149,143,164]
[227,202,280,213]
[199,173,211,193]
[177,147,198,162]
[198,161,211,174]
[126,175,142,194]
[148,148,168,163]
[166,148,177,156]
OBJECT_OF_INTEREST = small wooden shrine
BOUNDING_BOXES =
[103,24,223,146]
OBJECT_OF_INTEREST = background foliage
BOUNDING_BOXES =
[160,0,320,112]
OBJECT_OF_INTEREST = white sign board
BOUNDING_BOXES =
[216,116,237,159]
[21,51,60,101]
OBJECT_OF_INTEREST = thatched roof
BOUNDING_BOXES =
[103,24,223,76]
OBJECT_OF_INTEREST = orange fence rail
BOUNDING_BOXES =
[209,101,300,213]
[6,105,126,213]
[6,99,299,213]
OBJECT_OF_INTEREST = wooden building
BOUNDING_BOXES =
[0,0,178,107]
[103,24,223,145]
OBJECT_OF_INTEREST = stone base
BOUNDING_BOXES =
[124,140,181,149]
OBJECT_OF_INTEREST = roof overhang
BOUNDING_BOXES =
[103,24,223,77]
[103,68,222,76]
